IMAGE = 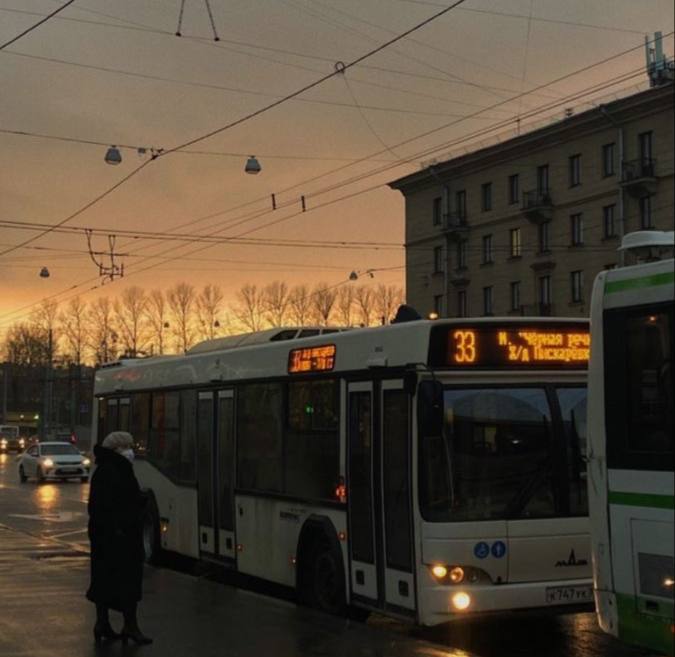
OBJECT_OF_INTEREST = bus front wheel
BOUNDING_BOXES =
[302,539,346,616]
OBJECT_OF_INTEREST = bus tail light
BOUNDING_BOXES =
[334,476,347,504]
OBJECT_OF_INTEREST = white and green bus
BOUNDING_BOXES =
[588,233,674,655]
[93,317,592,625]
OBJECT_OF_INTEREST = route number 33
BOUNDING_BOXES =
[452,330,477,363]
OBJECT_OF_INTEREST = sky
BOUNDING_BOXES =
[0,0,673,333]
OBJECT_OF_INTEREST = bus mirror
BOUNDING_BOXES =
[417,380,444,437]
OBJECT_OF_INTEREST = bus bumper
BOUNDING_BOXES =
[420,578,593,626]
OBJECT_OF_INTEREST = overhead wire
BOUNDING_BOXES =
[0,0,76,50]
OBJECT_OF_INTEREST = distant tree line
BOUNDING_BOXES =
[1,281,404,366]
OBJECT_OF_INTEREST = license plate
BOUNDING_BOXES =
[545,585,593,604]
[60,468,77,474]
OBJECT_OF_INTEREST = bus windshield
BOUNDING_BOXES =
[420,386,587,523]
[0,426,19,439]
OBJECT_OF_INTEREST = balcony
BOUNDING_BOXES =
[442,212,469,241]
[522,189,553,223]
[450,269,470,287]
[620,158,657,196]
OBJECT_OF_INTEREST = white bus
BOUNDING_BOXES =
[588,237,674,655]
[93,317,592,625]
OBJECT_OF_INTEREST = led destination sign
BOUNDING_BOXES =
[288,345,336,373]
[428,324,589,369]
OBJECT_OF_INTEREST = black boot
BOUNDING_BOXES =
[121,604,153,645]
[93,605,120,644]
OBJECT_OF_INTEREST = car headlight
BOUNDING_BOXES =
[19,439,25,447]
[42,458,54,468]
[1,439,7,447]
[82,458,91,467]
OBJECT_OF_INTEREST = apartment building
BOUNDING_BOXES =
[388,82,674,318]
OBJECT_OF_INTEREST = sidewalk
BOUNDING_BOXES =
[0,524,460,657]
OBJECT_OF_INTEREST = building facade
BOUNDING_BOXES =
[389,83,674,319]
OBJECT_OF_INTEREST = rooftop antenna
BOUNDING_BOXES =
[645,31,674,86]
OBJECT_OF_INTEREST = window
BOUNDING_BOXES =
[433,294,443,316]
[433,245,444,273]
[603,204,616,238]
[508,174,519,204]
[237,383,283,492]
[149,391,181,479]
[179,390,196,481]
[456,239,467,269]
[537,164,549,193]
[457,290,467,317]
[432,197,442,226]
[557,388,589,516]
[510,281,521,311]
[639,195,653,228]
[571,270,584,303]
[639,131,653,162]
[130,393,150,456]
[481,234,493,264]
[349,391,374,562]
[602,143,615,177]
[571,213,584,246]
[482,286,493,316]
[539,275,551,305]
[569,154,581,187]
[383,390,412,571]
[604,305,674,471]
[286,380,339,500]
[455,190,467,219]
[420,388,555,522]
[481,182,492,211]
[538,221,551,253]
[509,228,522,257]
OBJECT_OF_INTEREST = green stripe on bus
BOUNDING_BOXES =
[605,271,675,295]
[609,491,675,510]
[616,593,675,656]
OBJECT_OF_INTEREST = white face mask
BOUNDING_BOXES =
[119,448,134,462]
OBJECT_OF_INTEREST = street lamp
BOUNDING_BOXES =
[244,155,261,174]
[104,146,122,165]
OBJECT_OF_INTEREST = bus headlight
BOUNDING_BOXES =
[452,592,471,611]
[431,565,448,580]
[449,567,465,583]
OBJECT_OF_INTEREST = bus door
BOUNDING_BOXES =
[196,390,236,561]
[347,380,415,614]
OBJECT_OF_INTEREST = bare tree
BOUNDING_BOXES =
[59,297,88,365]
[88,297,117,364]
[145,289,169,355]
[2,322,50,366]
[288,285,312,326]
[167,282,197,353]
[114,286,148,357]
[354,285,375,326]
[374,284,404,325]
[263,281,290,327]
[196,284,224,340]
[30,299,60,357]
[231,284,265,332]
[311,282,338,326]
[336,285,355,326]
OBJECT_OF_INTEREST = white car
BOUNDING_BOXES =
[18,442,91,483]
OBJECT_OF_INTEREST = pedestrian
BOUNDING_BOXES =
[86,430,153,645]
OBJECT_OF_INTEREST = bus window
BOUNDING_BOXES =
[605,305,674,470]
[119,398,130,432]
[421,388,554,522]
[236,383,283,492]
[130,393,150,456]
[556,388,588,516]
[285,380,339,500]
[180,390,197,482]
[149,392,181,479]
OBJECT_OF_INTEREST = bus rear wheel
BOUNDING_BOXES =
[302,539,346,616]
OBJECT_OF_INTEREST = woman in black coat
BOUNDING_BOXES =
[87,431,152,645]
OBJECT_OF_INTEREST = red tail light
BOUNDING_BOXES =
[335,476,347,504]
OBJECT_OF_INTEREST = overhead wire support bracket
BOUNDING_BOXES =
[86,229,125,283]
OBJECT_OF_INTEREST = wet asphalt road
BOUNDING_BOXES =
[0,451,655,657]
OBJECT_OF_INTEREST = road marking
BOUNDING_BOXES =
[8,511,84,523]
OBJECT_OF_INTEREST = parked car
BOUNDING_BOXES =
[0,425,25,453]
[18,441,91,483]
